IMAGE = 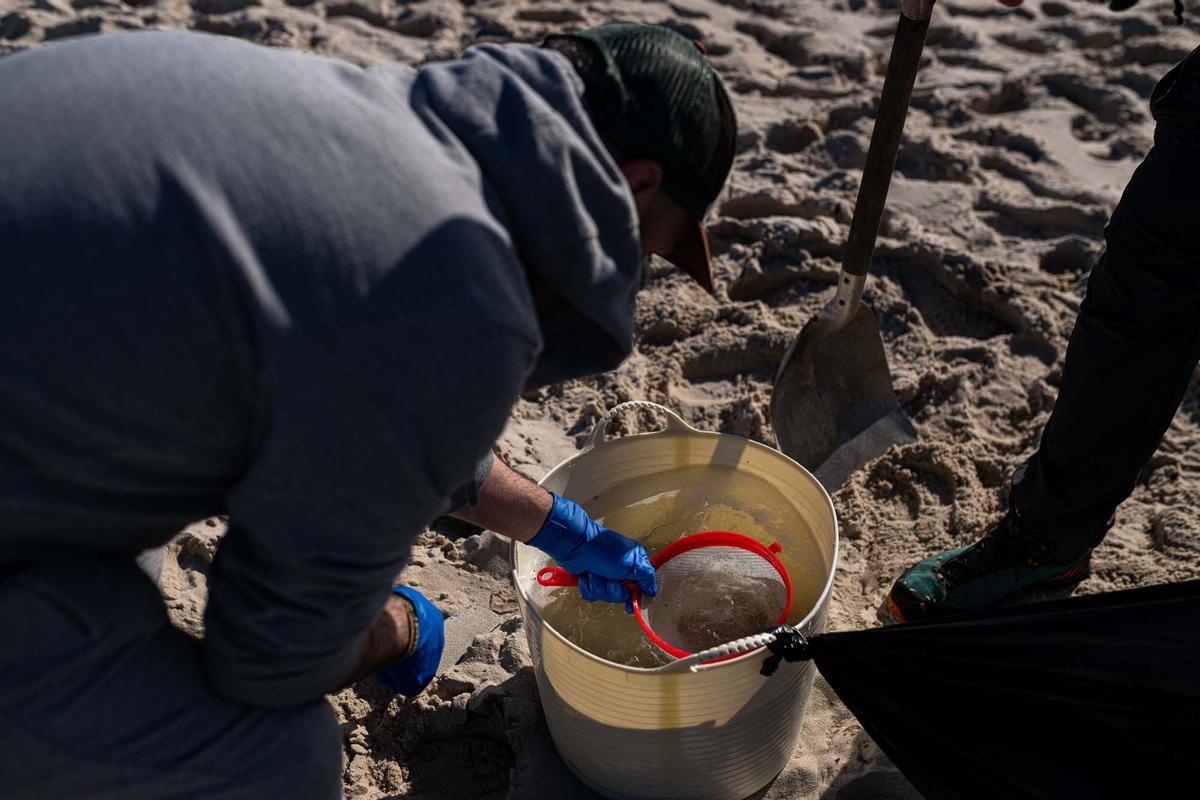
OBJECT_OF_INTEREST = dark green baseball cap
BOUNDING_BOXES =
[543,23,737,293]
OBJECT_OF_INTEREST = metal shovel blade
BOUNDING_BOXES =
[769,0,932,490]
[771,301,915,490]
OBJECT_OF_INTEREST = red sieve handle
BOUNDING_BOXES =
[536,566,579,587]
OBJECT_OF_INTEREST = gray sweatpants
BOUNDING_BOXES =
[0,558,343,799]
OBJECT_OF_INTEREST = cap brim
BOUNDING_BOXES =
[660,215,715,294]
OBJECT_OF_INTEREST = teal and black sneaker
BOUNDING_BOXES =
[885,513,1092,623]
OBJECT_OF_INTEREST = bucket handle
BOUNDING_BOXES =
[582,401,696,452]
[647,631,779,673]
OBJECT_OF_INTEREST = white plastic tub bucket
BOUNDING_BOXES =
[512,402,839,800]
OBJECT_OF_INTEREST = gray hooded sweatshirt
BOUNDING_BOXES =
[0,31,641,706]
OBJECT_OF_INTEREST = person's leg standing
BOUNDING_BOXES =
[887,47,1200,620]
[0,557,344,800]
[1010,48,1200,557]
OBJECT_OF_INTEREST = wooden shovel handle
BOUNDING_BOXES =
[840,1,935,278]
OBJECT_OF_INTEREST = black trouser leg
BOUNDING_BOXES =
[1010,118,1200,560]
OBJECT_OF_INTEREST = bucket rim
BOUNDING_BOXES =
[510,423,840,674]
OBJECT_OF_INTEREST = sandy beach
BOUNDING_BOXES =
[4,0,1199,796]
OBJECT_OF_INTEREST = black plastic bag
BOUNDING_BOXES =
[768,580,1200,799]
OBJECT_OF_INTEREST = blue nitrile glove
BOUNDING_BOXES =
[528,493,657,613]
[374,587,445,698]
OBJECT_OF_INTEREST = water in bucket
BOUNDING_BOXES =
[532,464,824,667]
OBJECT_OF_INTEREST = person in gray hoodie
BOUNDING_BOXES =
[0,23,736,798]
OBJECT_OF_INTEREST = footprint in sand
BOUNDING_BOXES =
[44,15,106,40]
[894,136,974,183]
[1039,1,1073,19]
[676,327,790,383]
[975,190,1108,239]
[968,79,1034,114]
[1,11,32,41]
[191,0,260,15]
[954,125,1046,161]
[324,0,447,38]
[993,29,1061,55]
[1121,37,1196,68]
[1042,71,1145,125]
[1039,235,1102,274]
[874,247,1018,341]
[514,6,586,25]
[765,119,823,154]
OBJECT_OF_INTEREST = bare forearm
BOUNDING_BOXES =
[344,458,548,689]
[343,595,414,688]
[449,457,552,542]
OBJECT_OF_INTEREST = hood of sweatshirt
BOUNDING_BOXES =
[413,43,643,388]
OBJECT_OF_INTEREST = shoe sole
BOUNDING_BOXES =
[1039,556,1091,585]
[883,555,1092,625]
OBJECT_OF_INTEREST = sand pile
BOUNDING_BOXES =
[7,0,1199,796]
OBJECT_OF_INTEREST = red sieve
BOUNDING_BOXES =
[536,530,793,663]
